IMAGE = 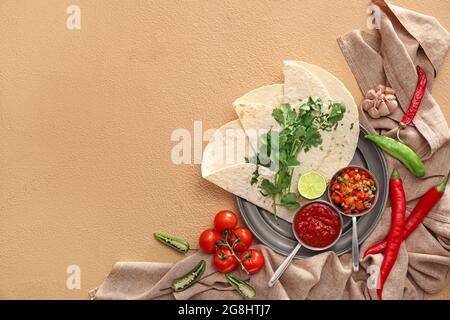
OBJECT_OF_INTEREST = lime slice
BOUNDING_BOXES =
[298,171,327,200]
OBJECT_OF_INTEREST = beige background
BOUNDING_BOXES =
[0,0,449,299]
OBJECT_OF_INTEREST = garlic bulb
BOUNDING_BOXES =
[361,85,398,119]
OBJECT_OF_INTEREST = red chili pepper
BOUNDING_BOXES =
[363,239,387,257]
[377,169,406,300]
[399,66,427,128]
[364,170,450,257]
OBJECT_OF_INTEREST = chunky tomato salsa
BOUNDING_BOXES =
[294,202,341,248]
[330,167,377,214]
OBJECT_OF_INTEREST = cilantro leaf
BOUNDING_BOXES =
[284,157,300,167]
[272,108,285,126]
[280,193,300,210]
[250,166,260,185]
[293,126,306,140]
[303,126,322,151]
[272,103,296,126]
[327,102,346,125]
[260,179,281,195]
[277,170,291,190]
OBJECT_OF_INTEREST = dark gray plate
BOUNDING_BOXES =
[237,126,389,258]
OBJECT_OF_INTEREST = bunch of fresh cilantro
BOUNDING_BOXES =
[246,97,346,218]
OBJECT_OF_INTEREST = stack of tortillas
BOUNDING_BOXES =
[201,61,359,222]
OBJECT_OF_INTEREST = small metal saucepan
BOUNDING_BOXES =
[268,200,343,287]
[327,166,379,272]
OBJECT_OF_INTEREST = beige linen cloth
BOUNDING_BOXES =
[91,1,450,300]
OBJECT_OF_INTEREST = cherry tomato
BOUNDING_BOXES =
[199,229,221,253]
[214,210,238,232]
[229,227,254,252]
[239,249,265,274]
[213,248,238,273]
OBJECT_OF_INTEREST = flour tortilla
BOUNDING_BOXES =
[202,61,359,222]
[233,84,283,150]
[283,60,331,107]
[295,61,359,178]
[202,120,293,218]
[233,84,284,107]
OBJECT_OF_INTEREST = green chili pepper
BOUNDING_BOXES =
[171,260,206,292]
[365,135,425,178]
[154,232,190,253]
[225,274,256,300]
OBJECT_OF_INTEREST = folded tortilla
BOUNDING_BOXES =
[201,120,285,216]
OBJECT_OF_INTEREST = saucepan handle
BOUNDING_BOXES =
[268,243,302,288]
[352,216,360,272]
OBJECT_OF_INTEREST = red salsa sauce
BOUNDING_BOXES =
[294,202,341,248]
